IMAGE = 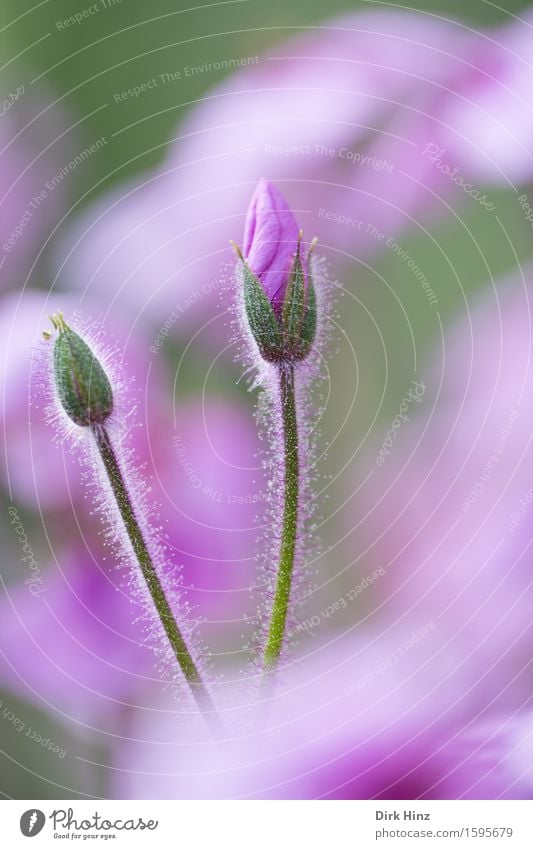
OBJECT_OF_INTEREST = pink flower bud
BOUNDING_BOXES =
[243,179,301,308]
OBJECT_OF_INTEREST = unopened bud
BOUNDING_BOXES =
[236,180,318,364]
[49,313,113,426]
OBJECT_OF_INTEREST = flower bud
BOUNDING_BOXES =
[236,180,317,363]
[281,239,317,361]
[50,313,113,426]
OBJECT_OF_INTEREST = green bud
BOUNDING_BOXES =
[50,313,113,427]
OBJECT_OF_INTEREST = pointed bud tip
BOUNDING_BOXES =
[230,240,244,262]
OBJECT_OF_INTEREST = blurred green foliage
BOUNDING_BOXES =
[2,0,532,196]
[0,688,105,798]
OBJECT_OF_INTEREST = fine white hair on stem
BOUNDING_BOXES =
[36,313,212,709]
[228,253,338,675]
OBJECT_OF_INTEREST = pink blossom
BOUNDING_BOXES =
[0,83,72,291]
[357,265,533,711]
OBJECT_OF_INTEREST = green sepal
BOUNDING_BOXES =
[282,247,306,348]
[53,319,113,426]
[243,264,284,361]
[295,273,317,360]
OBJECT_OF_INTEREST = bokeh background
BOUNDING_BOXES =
[2,0,533,799]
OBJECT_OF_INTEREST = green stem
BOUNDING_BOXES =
[91,423,221,735]
[263,365,299,670]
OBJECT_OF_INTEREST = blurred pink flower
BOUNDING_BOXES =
[0,546,153,726]
[160,396,264,625]
[0,289,262,657]
[0,399,262,722]
[439,9,533,182]
[0,395,262,727]
[52,8,526,328]
[356,265,533,710]
[0,83,72,291]
[111,629,532,799]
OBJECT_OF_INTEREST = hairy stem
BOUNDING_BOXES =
[91,423,221,735]
[263,365,299,670]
